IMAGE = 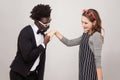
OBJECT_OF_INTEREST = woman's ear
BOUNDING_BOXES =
[93,20,96,26]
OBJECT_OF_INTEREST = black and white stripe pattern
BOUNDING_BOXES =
[79,32,97,80]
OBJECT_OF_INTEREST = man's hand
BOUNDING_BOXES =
[44,35,50,46]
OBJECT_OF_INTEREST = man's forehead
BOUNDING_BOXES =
[41,17,50,21]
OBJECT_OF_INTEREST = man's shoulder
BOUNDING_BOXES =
[20,25,32,32]
[22,25,31,31]
[19,25,33,36]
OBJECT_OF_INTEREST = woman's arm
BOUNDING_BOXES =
[47,30,81,46]
[97,68,103,80]
[47,30,63,39]
[92,32,103,80]
[54,30,63,39]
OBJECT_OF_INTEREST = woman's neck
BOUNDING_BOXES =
[88,30,93,35]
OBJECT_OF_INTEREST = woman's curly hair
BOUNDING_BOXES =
[30,4,52,20]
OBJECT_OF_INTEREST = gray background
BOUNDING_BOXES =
[0,0,120,80]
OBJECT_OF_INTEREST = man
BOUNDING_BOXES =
[10,4,52,80]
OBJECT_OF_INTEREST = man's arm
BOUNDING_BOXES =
[18,28,45,63]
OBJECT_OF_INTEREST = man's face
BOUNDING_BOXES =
[39,17,51,31]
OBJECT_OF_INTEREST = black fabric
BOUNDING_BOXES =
[79,32,97,80]
[10,70,38,80]
[10,25,46,80]
[37,29,45,35]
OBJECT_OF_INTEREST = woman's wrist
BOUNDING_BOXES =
[55,31,63,39]
[54,30,58,35]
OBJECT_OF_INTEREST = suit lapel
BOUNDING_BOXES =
[28,25,37,47]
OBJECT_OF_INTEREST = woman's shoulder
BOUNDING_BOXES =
[92,31,101,37]
[90,31,102,41]
[92,31,101,36]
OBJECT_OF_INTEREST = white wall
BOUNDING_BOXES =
[0,0,120,80]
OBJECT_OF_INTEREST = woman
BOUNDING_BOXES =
[48,9,103,80]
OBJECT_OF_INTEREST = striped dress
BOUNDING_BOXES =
[79,32,97,80]
[60,31,103,80]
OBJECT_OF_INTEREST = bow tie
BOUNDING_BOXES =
[37,29,45,35]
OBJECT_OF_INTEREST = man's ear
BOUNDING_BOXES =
[93,20,96,26]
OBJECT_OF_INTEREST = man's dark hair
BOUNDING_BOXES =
[30,4,51,20]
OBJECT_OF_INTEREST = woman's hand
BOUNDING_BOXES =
[47,30,63,40]
[47,30,57,39]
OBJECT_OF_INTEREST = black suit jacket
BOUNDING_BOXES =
[10,25,46,77]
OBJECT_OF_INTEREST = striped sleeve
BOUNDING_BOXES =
[92,32,103,68]
[60,36,81,46]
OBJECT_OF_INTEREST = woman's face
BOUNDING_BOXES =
[81,16,93,33]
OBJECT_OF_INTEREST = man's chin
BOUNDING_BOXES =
[43,28,49,32]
